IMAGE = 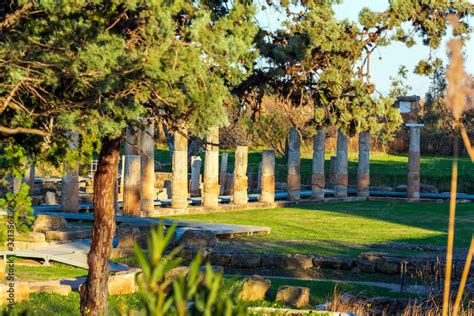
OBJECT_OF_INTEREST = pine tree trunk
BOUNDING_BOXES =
[80,137,121,315]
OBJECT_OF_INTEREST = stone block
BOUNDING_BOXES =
[0,282,30,305]
[313,256,354,270]
[110,247,135,259]
[178,229,217,248]
[45,228,92,241]
[230,253,261,269]
[15,232,46,243]
[262,254,313,270]
[116,223,152,249]
[165,266,190,282]
[32,215,69,233]
[275,285,310,308]
[29,283,71,296]
[0,261,5,281]
[44,191,58,205]
[240,275,271,301]
[108,269,140,295]
[209,252,233,266]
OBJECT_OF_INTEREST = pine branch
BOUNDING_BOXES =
[0,126,48,136]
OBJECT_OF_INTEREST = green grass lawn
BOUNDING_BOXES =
[3,292,143,316]
[156,147,474,193]
[14,262,87,282]
[4,278,409,315]
[173,201,474,257]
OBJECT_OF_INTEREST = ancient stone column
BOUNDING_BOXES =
[257,162,262,192]
[171,128,188,209]
[407,124,423,200]
[62,133,80,212]
[311,129,325,199]
[233,146,248,205]
[260,150,275,203]
[287,128,301,201]
[334,129,349,198]
[140,122,155,214]
[190,156,202,197]
[123,126,141,216]
[203,128,219,207]
[328,156,337,188]
[357,131,370,197]
[219,152,228,195]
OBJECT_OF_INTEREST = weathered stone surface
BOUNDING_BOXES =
[110,247,135,259]
[178,229,217,248]
[123,126,142,216]
[15,232,46,243]
[357,131,370,197]
[155,172,173,188]
[140,122,156,214]
[203,128,220,207]
[262,254,313,270]
[209,252,233,266]
[0,282,30,305]
[260,150,275,203]
[0,261,5,281]
[287,128,301,201]
[45,191,58,205]
[275,285,310,308]
[407,125,421,199]
[172,128,189,209]
[157,188,171,200]
[356,253,403,274]
[335,130,348,197]
[116,223,151,249]
[230,253,262,268]
[233,146,248,205]
[190,156,202,197]
[311,129,325,199]
[224,173,234,195]
[45,228,92,241]
[219,152,229,195]
[29,283,71,296]
[313,256,354,271]
[32,215,69,233]
[165,266,190,281]
[108,269,140,295]
[240,275,271,301]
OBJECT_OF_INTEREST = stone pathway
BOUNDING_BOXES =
[32,211,271,237]
[0,240,128,271]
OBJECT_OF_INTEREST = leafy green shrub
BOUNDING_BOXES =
[132,224,246,316]
[0,182,34,235]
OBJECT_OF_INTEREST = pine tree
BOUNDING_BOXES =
[1,1,257,313]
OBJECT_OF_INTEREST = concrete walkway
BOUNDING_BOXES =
[0,240,129,271]
[32,211,271,237]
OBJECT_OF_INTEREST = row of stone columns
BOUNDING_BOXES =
[170,128,277,209]
[286,127,370,201]
[122,124,156,216]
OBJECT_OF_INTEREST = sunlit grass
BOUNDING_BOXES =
[173,201,474,257]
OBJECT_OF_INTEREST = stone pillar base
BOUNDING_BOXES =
[334,185,348,198]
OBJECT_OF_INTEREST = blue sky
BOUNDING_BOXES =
[256,0,474,97]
